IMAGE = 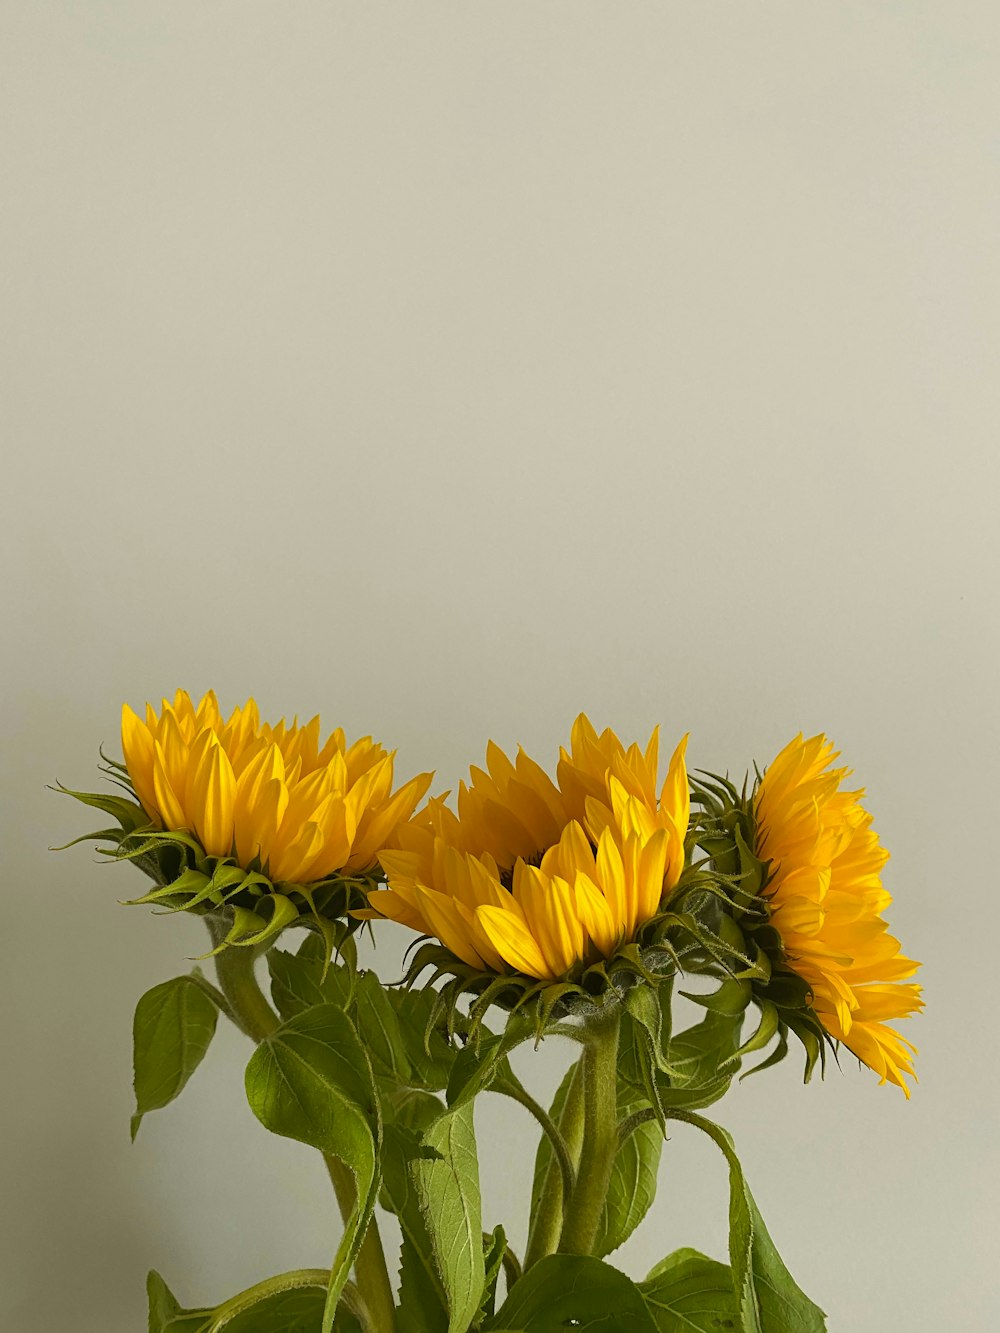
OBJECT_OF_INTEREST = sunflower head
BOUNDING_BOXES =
[695,734,923,1095]
[59,690,432,952]
[365,718,733,1029]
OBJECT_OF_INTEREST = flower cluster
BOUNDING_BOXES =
[66,693,922,1094]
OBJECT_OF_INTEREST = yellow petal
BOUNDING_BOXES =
[188,733,236,858]
[476,904,554,979]
[152,740,188,831]
[121,703,159,823]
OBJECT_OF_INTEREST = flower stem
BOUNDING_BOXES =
[208,924,397,1333]
[523,1059,585,1270]
[557,1010,620,1257]
[211,940,280,1041]
[493,1074,577,1205]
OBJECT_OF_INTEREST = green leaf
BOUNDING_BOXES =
[244,1006,382,1333]
[446,1015,532,1109]
[639,1248,739,1332]
[147,1270,356,1333]
[267,935,354,1021]
[624,983,677,1074]
[487,1255,659,1332]
[380,1092,451,1332]
[414,1102,486,1333]
[131,974,219,1140]
[217,1287,327,1332]
[595,1093,663,1258]
[356,980,457,1092]
[146,1271,213,1332]
[478,1225,508,1324]
[666,1112,826,1333]
[654,981,749,1111]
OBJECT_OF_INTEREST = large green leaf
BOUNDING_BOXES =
[487,1255,659,1332]
[380,1090,451,1333]
[595,1091,663,1258]
[667,1112,826,1333]
[244,1005,382,1333]
[266,934,354,1021]
[413,1102,486,1333]
[639,1248,739,1332]
[131,974,219,1140]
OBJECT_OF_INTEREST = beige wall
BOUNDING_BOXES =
[2,4,998,1329]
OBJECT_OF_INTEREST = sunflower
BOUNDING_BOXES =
[430,713,688,871]
[60,690,433,950]
[366,717,690,988]
[120,689,432,884]
[754,734,922,1095]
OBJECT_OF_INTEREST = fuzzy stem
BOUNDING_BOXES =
[557,1011,620,1257]
[523,1061,585,1270]
[493,1075,577,1206]
[208,923,396,1333]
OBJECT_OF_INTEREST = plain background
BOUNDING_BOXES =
[2,4,998,1330]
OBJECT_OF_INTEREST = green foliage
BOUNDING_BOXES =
[266,933,356,1021]
[381,1093,452,1331]
[146,1269,358,1333]
[412,1103,486,1333]
[639,1248,739,1332]
[477,1226,509,1324]
[666,1111,826,1333]
[618,975,749,1126]
[131,973,219,1139]
[356,974,457,1092]
[595,1090,663,1258]
[244,1006,382,1332]
[487,1255,659,1332]
[446,1015,533,1109]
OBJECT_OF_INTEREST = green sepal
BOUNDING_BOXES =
[691,768,838,1086]
[53,782,150,834]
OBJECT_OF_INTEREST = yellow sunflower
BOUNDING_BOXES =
[120,689,432,885]
[755,734,922,1095]
[367,716,689,983]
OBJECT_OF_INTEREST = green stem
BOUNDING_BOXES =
[617,1105,658,1144]
[523,1060,585,1270]
[211,940,280,1041]
[208,922,397,1333]
[493,1075,577,1206]
[557,1011,620,1257]
[324,1154,397,1333]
